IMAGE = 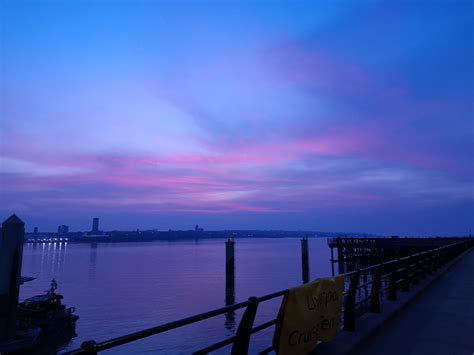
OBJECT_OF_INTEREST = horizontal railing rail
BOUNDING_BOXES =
[65,239,473,355]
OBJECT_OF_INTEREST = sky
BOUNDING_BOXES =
[1,0,473,235]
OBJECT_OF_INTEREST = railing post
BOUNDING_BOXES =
[401,259,410,292]
[231,297,259,355]
[433,250,441,271]
[418,254,426,279]
[344,271,360,331]
[430,250,437,272]
[388,262,398,301]
[370,264,383,313]
[439,250,446,266]
[81,340,98,355]
[425,251,433,275]
[411,256,419,285]
[437,250,443,267]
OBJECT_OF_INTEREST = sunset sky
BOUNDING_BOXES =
[1,0,473,235]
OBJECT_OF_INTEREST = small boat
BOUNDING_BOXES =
[17,279,79,335]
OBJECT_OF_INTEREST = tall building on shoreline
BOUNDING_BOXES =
[57,225,69,235]
[92,218,99,234]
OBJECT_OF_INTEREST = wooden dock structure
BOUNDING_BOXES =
[328,237,471,274]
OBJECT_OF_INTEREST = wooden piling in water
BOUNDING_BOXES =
[225,238,235,303]
[225,238,235,276]
[301,237,309,284]
[225,239,236,330]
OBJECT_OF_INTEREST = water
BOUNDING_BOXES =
[20,238,333,354]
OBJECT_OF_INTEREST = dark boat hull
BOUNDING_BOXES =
[17,308,79,335]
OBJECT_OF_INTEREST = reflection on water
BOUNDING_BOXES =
[89,243,97,281]
[225,259,235,332]
[20,238,332,354]
[32,242,68,284]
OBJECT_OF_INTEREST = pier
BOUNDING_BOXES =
[328,236,468,274]
[3,215,472,354]
[64,237,473,354]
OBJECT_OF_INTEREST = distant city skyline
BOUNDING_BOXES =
[1,1,473,236]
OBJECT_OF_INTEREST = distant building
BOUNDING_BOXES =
[34,227,38,234]
[57,225,69,235]
[195,224,204,232]
[86,217,104,236]
[92,218,99,234]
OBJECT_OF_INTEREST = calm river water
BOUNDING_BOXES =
[20,238,333,354]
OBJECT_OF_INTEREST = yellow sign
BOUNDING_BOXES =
[273,276,345,355]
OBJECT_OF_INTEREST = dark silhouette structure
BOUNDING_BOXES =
[0,215,25,342]
[301,237,309,283]
[225,239,236,331]
[92,218,99,234]
[57,225,69,235]
[195,224,204,232]
[328,237,469,273]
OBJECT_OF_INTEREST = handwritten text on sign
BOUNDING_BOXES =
[273,276,344,355]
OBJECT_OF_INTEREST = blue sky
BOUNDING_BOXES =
[1,0,473,235]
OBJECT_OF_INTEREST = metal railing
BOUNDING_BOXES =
[65,239,473,355]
